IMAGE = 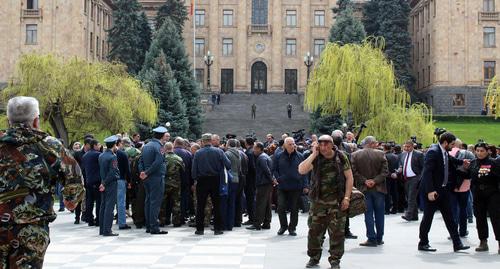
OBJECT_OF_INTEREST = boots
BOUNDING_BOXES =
[475,240,488,252]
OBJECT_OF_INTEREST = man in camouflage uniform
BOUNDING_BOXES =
[298,135,354,269]
[160,143,185,227]
[0,96,84,269]
[123,138,145,228]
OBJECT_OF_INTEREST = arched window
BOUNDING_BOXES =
[252,0,268,25]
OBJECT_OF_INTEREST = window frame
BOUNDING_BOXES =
[484,27,496,48]
[484,61,496,81]
[314,10,325,27]
[195,9,205,27]
[195,38,206,57]
[484,0,496,12]
[285,10,297,27]
[25,24,37,45]
[223,9,234,27]
[286,38,297,56]
[222,38,233,56]
[313,39,325,56]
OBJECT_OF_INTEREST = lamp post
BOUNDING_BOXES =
[204,51,214,92]
[304,52,314,85]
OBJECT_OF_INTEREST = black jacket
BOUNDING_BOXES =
[421,144,463,194]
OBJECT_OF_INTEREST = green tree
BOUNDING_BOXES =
[332,0,353,14]
[138,12,152,64]
[486,76,500,118]
[329,7,366,44]
[1,54,158,144]
[108,0,150,75]
[141,52,188,138]
[156,0,188,33]
[141,18,202,139]
[305,41,434,144]
[363,0,380,35]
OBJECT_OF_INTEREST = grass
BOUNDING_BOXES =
[434,120,500,146]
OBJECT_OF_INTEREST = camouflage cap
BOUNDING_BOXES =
[44,136,63,153]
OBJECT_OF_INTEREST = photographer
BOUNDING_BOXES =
[299,135,354,269]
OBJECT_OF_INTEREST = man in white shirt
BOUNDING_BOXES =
[399,140,424,221]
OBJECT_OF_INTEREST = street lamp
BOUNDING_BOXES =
[204,51,214,92]
[304,52,314,84]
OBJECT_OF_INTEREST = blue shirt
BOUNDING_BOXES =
[272,150,307,190]
[99,150,120,186]
[140,139,166,179]
[82,149,101,186]
[192,145,230,181]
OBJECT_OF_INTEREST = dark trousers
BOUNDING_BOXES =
[385,178,399,212]
[220,182,238,230]
[85,185,101,225]
[132,181,146,226]
[404,177,419,219]
[244,175,256,222]
[99,181,117,235]
[277,189,301,231]
[473,188,500,241]
[235,181,245,226]
[196,176,223,231]
[74,202,82,221]
[287,110,292,119]
[451,191,469,236]
[255,184,273,226]
[419,188,461,246]
[144,176,165,232]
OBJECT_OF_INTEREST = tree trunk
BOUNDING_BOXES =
[47,102,69,146]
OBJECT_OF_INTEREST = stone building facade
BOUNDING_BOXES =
[0,0,115,85]
[140,0,366,94]
[410,0,499,115]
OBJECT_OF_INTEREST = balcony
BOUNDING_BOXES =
[21,9,43,19]
[248,24,272,36]
[478,11,500,22]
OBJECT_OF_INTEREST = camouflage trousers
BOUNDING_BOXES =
[160,185,182,226]
[0,223,49,269]
[307,202,346,265]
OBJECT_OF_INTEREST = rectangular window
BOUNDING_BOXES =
[286,10,297,27]
[223,9,233,26]
[422,68,425,86]
[222,38,233,56]
[195,69,204,90]
[484,0,495,12]
[90,32,94,52]
[422,38,425,58]
[286,39,297,56]
[195,9,205,26]
[97,6,100,25]
[427,34,431,54]
[313,39,325,56]
[102,40,105,58]
[484,27,496,47]
[484,61,496,80]
[452,94,466,107]
[84,0,88,14]
[426,4,430,22]
[433,0,436,17]
[96,36,100,58]
[91,2,95,20]
[195,38,205,57]
[25,24,37,44]
[428,65,431,85]
[314,10,325,26]
[416,41,419,62]
[27,0,38,9]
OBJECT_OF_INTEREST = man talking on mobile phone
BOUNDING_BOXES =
[418,132,471,252]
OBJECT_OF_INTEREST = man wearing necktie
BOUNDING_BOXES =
[399,140,424,221]
[418,132,471,252]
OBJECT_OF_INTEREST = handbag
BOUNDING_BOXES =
[347,187,366,218]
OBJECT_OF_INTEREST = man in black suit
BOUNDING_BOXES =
[384,144,400,214]
[399,140,424,221]
[418,132,470,252]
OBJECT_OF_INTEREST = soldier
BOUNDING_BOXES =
[160,142,185,227]
[98,135,120,236]
[298,135,354,269]
[123,137,145,228]
[0,96,84,268]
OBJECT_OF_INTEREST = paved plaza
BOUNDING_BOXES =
[42,207,499,269]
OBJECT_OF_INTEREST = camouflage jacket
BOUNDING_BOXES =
[0,124,85,225]
[165,152,185,188]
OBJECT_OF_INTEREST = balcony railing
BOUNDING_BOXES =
[22,9,42,18]
[479,11,500,22]
[248,24,272,35]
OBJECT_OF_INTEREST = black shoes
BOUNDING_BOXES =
[377,240,384,245]
[289,230,297,236]
[150,230,168,235]
[305,259,319,268]
[246,225,261,230]
[453,244,470,252]
[119,225,132,230]
[418,244,437,252]
[74,219,80,224]
[242,220,253,226]
[402,216,418,221]
[277,228,287,235]
[214,230,224,235]
[359,240,378,247]
[345,232,358,239]
[195,230,204,235]
[103,233,119,237]
[261,224,271,230]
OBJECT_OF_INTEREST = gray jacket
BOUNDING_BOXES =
[225,148,241,183]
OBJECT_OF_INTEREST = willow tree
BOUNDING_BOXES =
[486,76,500,117]
[1,54,158,144]
[305,40,434,144]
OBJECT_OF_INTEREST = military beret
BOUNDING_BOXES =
[153,126,168,134]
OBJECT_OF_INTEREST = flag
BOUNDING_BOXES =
[190,0,194,16]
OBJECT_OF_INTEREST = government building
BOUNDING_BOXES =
[140,0,366,94]
[410,0,500,115]
[0,0,115,86]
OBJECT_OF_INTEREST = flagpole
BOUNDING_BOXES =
[193,0,196,79]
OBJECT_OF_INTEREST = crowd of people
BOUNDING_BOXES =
[1,96,500,269]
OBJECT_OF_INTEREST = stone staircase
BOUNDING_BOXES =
[201,93,310,140]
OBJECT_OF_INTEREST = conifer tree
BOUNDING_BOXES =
[155,0,188,33]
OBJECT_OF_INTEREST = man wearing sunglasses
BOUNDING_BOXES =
[299,135,354,269]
